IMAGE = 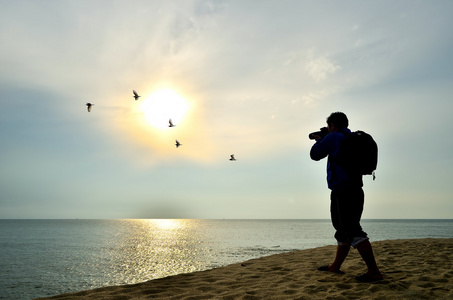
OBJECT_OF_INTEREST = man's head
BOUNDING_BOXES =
[326,112,348,132]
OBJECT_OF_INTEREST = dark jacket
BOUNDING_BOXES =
[310,128,363,190]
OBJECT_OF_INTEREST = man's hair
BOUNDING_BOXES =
[326,112,348,129]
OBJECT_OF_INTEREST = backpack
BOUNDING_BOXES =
[337,130,378,180]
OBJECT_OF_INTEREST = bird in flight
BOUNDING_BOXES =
[175,140,182,148]
[86,103,94,112]
[229,154,236,161]
[169,119,175,127]
[133,90,141,100]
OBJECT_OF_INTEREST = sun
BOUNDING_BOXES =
[140,89,190,129]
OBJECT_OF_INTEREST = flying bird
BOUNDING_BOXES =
[175,140,182,148]
[169,119,175,127]
[86,103,94,112]
[133,90,141,100]
[229,154,236,161]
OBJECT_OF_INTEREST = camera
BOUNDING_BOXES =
[308,127,329,140]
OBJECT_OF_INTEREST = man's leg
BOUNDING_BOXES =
[356,239,382,278]
[329,243,350,272]
[325,190,350,273]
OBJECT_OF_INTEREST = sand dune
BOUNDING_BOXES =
[36,238,453,299]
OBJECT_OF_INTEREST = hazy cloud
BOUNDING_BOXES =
[306,57,340,82]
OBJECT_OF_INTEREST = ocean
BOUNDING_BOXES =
[0,219,452,299]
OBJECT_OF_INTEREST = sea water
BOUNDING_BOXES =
[0,219,452,299]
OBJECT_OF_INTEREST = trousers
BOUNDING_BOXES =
[330,187,368,248]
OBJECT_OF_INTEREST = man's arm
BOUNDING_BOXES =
[310,134,334,161]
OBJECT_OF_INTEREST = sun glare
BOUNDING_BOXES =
[141,89,189,129]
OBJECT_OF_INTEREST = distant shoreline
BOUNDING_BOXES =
[2,218,453,220]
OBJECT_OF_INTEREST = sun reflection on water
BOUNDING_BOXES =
[107,219,210,284]
[149,219,181,230]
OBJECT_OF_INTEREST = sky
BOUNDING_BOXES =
[1,0,452,219]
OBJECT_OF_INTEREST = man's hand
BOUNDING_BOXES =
[312,135,322,141]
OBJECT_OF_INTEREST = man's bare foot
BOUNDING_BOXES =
[317,265,345,275]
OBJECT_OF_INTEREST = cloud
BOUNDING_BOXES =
[306,57,340,82]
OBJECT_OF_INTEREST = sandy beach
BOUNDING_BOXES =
[36,238,453,300]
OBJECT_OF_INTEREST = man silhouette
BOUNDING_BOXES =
[310,112,383,282]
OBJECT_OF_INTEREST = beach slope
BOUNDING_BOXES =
[36,238,453,299]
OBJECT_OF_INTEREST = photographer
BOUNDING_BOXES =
[310,112,382,282]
